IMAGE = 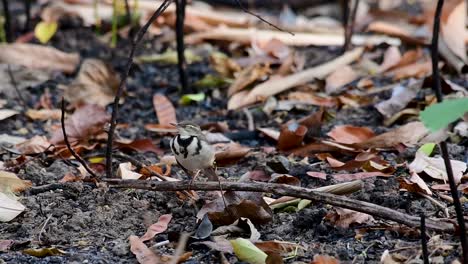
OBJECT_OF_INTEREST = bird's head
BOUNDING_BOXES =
[171,121,203,137]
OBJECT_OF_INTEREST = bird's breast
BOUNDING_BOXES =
[171,135,214,171]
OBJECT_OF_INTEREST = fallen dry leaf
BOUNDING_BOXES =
[0,109,19,121]
[153,94,177,125]
[228,63,271,97]
[325,65,358,94]
[311,255,340,264]
[0,170,32,193]
[214,142,250,167]
[251,38,290,60]
[327,125,375,144]
[140,214,173,242]
[255,241,304,257]
[409,151,467,184]
[63,59,120,107]
[287,91,337,107]
[386,48,423,72]
[0,192,26,222]
[277,122,308,150]
[49,104,110,144]
[0,43,79,73]
[398,172,432,195]
[325,207,374,228]
[117,162,143,180]
[388,58,432,80]
[15,136,50,155]
[228,47,364,109]
[366,21,428,45]
[353,122,429,149]
[129,235,161,264]
[307,171,327,180]
[378,46,402,73]
[198,191,273,225]
[440,0,466,61]
[375,80,421,118]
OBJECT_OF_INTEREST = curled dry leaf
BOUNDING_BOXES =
[332,172,390,182]
[398,172,432,195]
[375,80,421,118]
[311,254,340,264]
[353,122,429,149]
[228,63,271,97]
[140,214,173,242]
[366,21,428,45]
[388,58,432,80]
[325,207,374,228]
[255,240,304,257]
[153,94,177,125]
[198,191,273,225]
[387,48,423,72]
[15,136,51,155]
[117,162,143,180]
[325,65,358,95]
[129,235,161,264]
[327,125,375,144]
[270,174,301,186]
[409,151,467,184]
[63,59,120,107]
[307,171,327,180]
[277,122,308,151]
[0,170,32,193]
[0,44,79,73]
[251,38,290,60]
[209,52,241,78]
[287,92,337,107]
[49,104,110,144]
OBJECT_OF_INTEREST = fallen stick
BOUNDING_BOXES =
[185,27,400,47]
[104,179,456,233]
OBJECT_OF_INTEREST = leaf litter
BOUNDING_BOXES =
[0,0,467,263]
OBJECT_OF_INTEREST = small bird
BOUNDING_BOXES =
[170,121,227,207]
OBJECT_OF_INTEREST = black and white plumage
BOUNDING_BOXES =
[170,122,215,173]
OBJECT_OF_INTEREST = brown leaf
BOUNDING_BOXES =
[327,125,375,144]
[0,43,79,73]
[325,65,358,94]
[310,255,340,264]
[325,207,374,228]
[25,109,61,121]
[140,214,173,242]
[252,38,290,60]
[144,124,178,133]
[441,0,466,61]
[277,122,308,150]
[398,172,432,195]
[15,136,51,155]
[129,235,161,264]
[63,59,120,107]
[228,63,271,97]
[198,191,273,225]
[353,122,429,149]
[214,142,250,167]
[153,94,177,125]
[388,58,432,80]
[255,241,304,257]
[366,21,428,45]
[270,174,301,186]
[59,172,82,183]
[115,138,163,155]
[0,170,32,193]
[49,104,110,144]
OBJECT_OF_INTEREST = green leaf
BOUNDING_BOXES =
[194,74,233,88]
[297,199,312,211]
[418,143,436,156]
[179,93,205,105]
[230,238,267,264]
[420,98,468,132]
[34,21,58,44]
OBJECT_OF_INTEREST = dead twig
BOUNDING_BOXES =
[430,0,468,260]
[103,179,456,233]
[233,0,292,35]
[169,232,189,264]
[1,0,12,42]
[61,98,97,178]
[106,0,173,178]
[343,0,360,52]
[7,65,27,112]
[421,213,429,264]
[23,0,31,32]
[175,0,189,92]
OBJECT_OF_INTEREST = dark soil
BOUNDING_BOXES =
[1,2,467,264]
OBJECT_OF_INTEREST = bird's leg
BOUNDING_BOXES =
[203,167,228,209]
[188,169,200,190]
